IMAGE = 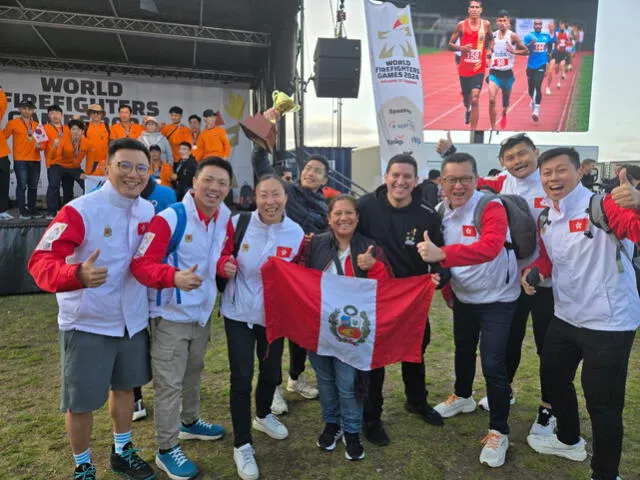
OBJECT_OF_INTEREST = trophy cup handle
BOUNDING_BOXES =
[272,90,280,103]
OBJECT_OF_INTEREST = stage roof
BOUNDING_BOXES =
[0,0,300,86]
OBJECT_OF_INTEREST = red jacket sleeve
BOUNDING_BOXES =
[367,259,391,280]
[528,234,553,278]
[477,175,506,193]
[441,202,508,267]
[216,219,237,278]
[27,206,85,292]
[603,194,640,243]
[130,215,176,288]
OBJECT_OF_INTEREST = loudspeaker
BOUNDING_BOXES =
[313,38,361,98]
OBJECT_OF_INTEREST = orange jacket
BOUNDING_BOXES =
[56,137,90,169]
[0,89,10,158]
[151,160,174,187]
[195,126,231,162]
[4,117,41,161]
[43,124,69,168]
[85,122,109,176]
[109,122,143,141]
[160,124,192,163]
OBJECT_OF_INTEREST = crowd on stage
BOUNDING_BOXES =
[18,110,639,480]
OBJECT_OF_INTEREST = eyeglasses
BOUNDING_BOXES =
[117,161,150,175]
[303,165,325,175]
[442,175,475,186]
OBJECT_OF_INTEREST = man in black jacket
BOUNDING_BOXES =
[357,153,451,446]
[174,141,198,200]
[418,169,441,207]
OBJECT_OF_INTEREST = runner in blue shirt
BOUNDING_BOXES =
[524,20,553,122]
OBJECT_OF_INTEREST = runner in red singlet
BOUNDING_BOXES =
[448,0,493,131]
[554,22,571,89]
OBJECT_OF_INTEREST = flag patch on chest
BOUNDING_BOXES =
[276,246,293,258]
[569,218,588,233]
[534,197,545,209]
[462,225,477,237]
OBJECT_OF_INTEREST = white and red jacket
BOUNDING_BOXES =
[439,190,520,304]
[529,184,640,331]
[478,170,552,287]
[218,211,305,327]
[28,181,155,337]
[130,192,231,326]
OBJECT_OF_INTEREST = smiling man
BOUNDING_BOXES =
[28,138,156,480]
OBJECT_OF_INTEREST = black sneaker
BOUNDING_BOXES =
[317,423,342,451]
[73,463,96,480]
[464,109,471,124]
[110,442,156,479]
[405,402,445,426]
[364,420,390,446]
[343,432,366,461]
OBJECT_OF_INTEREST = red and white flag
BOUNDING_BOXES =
[262,259,435,371]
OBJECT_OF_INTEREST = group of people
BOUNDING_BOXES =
[26,129,639,480]
[0,86,231,220]
[449,0,583,130]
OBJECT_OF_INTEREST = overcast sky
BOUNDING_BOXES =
[287,0,637,162]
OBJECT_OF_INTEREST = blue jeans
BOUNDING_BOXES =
[453,298,517,435]
[14,160,41,215]
[309,351,362,434]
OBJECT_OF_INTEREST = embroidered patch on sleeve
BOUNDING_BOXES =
[36,222,68,251]
[134,232,156,258]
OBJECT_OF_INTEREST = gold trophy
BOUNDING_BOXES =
[239,91,300,152]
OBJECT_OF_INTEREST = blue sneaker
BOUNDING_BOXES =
[178,418,225,441]
[155,446,198,480]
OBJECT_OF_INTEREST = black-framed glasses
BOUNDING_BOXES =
[442,175,475,186]
[117,161,150,175]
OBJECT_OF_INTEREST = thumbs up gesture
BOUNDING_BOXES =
[436,131,453,156]
[612,168,640,211]
[76,249,109,288]
[417,231,445,263]
[357,245,376,271]
[223,255,238,278]
[174,264,204,291]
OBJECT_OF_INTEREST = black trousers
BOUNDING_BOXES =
[542,317,635,480]
[225,317,284,447]
[527,66,546,105]
[0,156,9,213]
[288,340,307,380]
[505,287,554,402]
[364,321,431,423]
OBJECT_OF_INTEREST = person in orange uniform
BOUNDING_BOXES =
[4,100,43,219]
[160,106,192,163]
[149,145,174,188]
[45,119,89,218]
[188,114,201,152]
[43,105,69,168]
[110,104,143,141]
[84,104,110,177]
[0,87,13,220]
[195,109,231,162]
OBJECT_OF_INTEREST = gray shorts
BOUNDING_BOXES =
[59,329,151,413]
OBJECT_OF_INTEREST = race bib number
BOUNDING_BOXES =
[465,49,481,63]
[134,232,156,258]
[492,57,509,68]
[37,222,68,251]
[534,42,546,53]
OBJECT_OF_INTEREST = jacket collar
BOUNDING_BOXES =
[101,180,139,210]
[543,183,591,217]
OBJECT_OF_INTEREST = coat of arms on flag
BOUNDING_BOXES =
[329,305,371,345]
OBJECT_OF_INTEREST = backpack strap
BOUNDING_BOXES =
[233,212,251,256]
[156,202,187,306]
[472,193,497,237]
[538,207,550,232]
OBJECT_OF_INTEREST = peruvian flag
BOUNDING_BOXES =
[262,259,435,371]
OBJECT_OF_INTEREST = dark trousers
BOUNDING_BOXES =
[364,321,431,423]
[542,317,635,480]
[225,317,284,447]
[47,166,84,214]
[288,340,307,380]
[453,298,517,435]
[505,287,554,402]
[0,156,9,213]
[14,160,41,215]
[527,66,546,105]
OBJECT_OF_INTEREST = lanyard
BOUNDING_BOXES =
[54,124,64,138]
[72,139,81,161]
[21,118,33,137]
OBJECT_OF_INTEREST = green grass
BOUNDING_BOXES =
[1,293,639,479]
[418,46,443,56]
[566,54,594,132]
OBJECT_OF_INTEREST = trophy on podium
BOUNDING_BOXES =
[239,90,300,152]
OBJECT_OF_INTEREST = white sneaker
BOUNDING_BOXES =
[529,407,557,436]
[252,413,289,440]
[132,399,147,421]
[546,86,552,95]
[557,81,562,89]
[434,394,476,418]
[286,374,318,399]
[478,394,515,412]
[480,430,509,468]
[527,434,587,461]
[532,106,540,122]
[270,386,288,415]
[233,443,259,480]
[0,211,13,220]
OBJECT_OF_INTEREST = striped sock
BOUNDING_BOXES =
[73,448,91,466]
[113,431,132,454]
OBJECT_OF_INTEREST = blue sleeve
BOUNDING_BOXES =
[524,34,532,45]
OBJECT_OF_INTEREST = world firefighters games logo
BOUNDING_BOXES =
[329,305,371,346]
[378,14,415,59]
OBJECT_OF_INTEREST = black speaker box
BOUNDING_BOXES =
[313,38,361,98]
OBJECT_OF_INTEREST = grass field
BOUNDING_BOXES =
[1,293,639,480]
[566,54,594,132]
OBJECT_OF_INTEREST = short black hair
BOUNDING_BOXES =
[328,194,359,215]
[499,133,536,160]
[149,145,161,152]
[108,138,150,163]
[581,158,596,168]
[188,114,201,123]
[47,105,62,113]
[279,166,293,175]
[305,154,330,178]
[624,164,640,182]
[497,9,509,18]
[442,152,478,175]
[428,169,440,180]
[169,106,183,115]
[537,147,580,169]
[386,152,418,177]
[179,141,192,149]
[195,156,233,182]
[68,119,85,131]
[469,0,482,5]
[488,168,502,176]
[118,104,133,113]
[256,173,288,192]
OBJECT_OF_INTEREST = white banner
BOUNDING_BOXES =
[1,70,251,199]
[364,0,424,176]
